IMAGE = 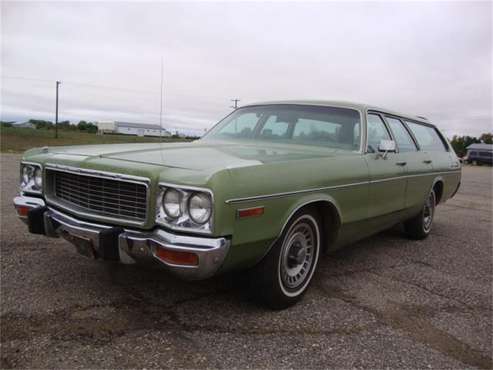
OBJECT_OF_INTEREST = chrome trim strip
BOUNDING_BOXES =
[21,160,43,167]
[47,198,147,226]
[225,181,368,204]
[45,163,150,184]
[44,163,151,227]
[225,170,461,204]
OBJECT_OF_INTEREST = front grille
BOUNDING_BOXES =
[47,169,147,222]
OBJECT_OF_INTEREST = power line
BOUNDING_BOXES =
[2,75,53,83]
[2,75,157,95]
[63,80,157,95]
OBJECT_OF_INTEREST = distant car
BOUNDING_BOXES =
[14,101,462,309]
[464,145,493,165]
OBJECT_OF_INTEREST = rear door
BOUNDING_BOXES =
[384,116,433,209]
[405,121,461,201]
[405,121,457,171]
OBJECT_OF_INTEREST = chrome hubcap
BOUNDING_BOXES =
[280,221,315,289]
[423,192,434,232]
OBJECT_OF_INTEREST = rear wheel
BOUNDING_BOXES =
[250,208,321,309]
[404,189,436,240]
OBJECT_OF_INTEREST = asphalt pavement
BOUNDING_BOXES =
[1,153,491,369]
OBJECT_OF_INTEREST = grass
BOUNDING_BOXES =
[0,127,191,153]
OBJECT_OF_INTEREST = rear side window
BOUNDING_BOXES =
[366,114,391,152]
[406,121,448,152]
[385,117,417,152]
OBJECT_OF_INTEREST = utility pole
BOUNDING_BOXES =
[230,98,240,110]
[55,80,61,139]
[159,57,164,142]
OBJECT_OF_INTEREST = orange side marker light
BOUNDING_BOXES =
[238,206,264,219]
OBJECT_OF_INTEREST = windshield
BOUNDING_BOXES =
[202,104,361,151]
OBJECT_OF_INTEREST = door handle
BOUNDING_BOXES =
[423,160,432,164]
[396,161,407,166]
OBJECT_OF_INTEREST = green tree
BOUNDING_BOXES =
[29,119,54,129]
[449,134,491,157]
[479,133,493,144]
[77,121,97,133]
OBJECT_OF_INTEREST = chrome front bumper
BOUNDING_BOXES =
[13,195,230,280]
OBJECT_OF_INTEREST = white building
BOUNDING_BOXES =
[97,121,171,137]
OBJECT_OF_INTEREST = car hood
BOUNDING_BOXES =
[39,140,354,171]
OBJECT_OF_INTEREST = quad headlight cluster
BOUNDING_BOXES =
[20,162,43,194]
[156,185,213,234]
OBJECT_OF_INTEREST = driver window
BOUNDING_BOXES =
[367,114,391,152]
[217,112,260,138]
[259,115,290,139]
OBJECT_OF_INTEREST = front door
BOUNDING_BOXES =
[365,113,407,218]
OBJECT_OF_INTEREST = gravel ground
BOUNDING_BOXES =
[1,153,492,369]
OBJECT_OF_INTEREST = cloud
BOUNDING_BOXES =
[1,1,491,137]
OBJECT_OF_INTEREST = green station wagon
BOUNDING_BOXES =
[14,101,461,308]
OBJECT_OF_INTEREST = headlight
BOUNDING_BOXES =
[188,193,212,224]
[34,168,43,188]
[22,166,30,184]
[156,185,213,234]
[163,188,182,219]
[20,162,43,194]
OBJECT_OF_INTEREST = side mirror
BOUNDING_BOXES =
[378,139,396,159]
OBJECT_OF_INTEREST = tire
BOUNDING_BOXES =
[249,207,321,309]
[404,189,436,240]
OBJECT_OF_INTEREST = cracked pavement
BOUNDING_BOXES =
[1,153,492,369]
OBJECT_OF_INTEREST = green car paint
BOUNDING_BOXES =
[21,101,462,274]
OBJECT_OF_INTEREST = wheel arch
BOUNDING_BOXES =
[278,194,342,252]
[430,176,444,204]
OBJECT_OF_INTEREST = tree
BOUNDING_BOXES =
[29,119,54,129]
[450,134,492,157]
[77,121,97,133]
[479,133,493,144]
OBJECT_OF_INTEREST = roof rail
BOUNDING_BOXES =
[416,115,428,121]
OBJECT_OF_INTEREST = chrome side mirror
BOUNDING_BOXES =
[378,139,396,159]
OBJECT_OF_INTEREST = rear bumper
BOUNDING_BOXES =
[13,195,230,280]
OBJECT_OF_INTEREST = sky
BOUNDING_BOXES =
[1,1,492,137]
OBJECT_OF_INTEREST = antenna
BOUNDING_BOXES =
[159,56,164,142]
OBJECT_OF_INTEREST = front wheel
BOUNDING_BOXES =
[249,208,321,309]
[404,189,436,240]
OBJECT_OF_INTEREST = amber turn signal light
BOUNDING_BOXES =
[238,206,264,218]
[155,247,199,266]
